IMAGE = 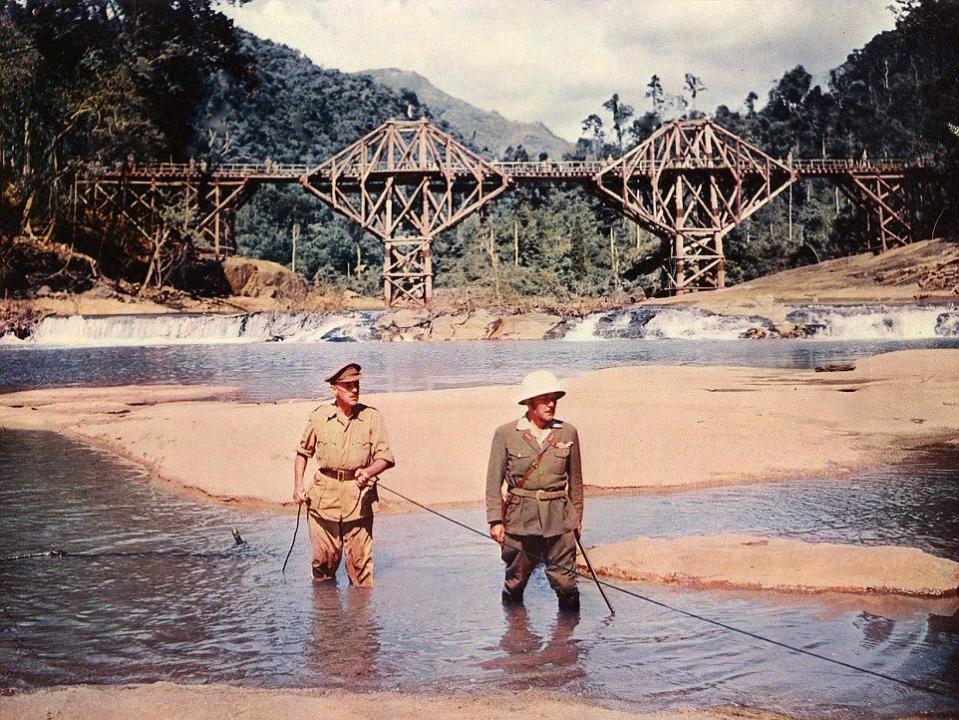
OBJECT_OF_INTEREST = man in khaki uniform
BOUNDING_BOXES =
[486,370,584,612]
[293,362,394,587]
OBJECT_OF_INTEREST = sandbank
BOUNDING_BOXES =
[1,350,958,512]
[581,534,959,597]
[0,682,891,720]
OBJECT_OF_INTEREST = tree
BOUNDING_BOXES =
[602,93,634,153]
[580,113,605,159]
[683,73,707,115]
[645,74,667,115]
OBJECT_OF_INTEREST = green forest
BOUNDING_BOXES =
[1,0,957,302]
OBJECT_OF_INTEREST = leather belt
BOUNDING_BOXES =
[509,487,567,500]
[320,468,357,482]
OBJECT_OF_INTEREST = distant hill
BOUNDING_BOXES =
[360,68,575,160]
[196,32,428,164]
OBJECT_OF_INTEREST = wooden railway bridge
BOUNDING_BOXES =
[74,117,932,306]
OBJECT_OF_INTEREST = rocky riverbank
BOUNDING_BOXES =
[3,240,957,343]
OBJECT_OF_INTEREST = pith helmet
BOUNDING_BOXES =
[325,362,362,384]
[516,370,565,405]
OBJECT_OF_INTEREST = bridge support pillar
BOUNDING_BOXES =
[841,173,912,252]
[75,174,255,262]
[669,232,727,294]
[301,118,509,307]
[595,119,796,296]
[384,237,433,306]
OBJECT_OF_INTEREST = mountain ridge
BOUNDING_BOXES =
[358,67,575,159]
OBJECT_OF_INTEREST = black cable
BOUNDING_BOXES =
[375,480,958,702]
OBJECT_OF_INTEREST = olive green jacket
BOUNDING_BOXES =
[485,417,583,537]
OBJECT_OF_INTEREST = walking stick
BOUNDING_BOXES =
[576,534,615,615]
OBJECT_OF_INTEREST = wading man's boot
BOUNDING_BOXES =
[557,589,580,613]
[502,589,524,606]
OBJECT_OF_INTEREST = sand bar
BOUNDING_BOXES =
[581,534,959,597]
[1,350,958,510]
[0,682,858,720]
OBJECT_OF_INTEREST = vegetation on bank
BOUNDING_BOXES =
[0,0,957,304]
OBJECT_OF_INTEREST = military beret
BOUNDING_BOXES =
[325,362,362,384]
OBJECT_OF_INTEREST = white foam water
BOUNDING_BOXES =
[567,306,776,341]
[5,303,957,347]
[567,303,959,342]
[6,311,379,347]
[785,304,959,340]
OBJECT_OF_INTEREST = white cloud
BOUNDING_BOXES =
[223,0,895,142]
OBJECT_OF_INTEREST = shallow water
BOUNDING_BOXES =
[2,337,958,400]
[2,430,957,716]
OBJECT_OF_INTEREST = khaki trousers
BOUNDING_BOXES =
[307,512,374,587]
[501,531,577,599]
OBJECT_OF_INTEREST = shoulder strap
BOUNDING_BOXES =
[514,432,556,490]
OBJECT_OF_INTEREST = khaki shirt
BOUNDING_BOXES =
[485,416,584,537]
[297,402,395,521]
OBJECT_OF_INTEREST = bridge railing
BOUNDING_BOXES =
[77,162,310,178]
[791,157,931,174]
[77,156,932,180]
[490,160,605,175]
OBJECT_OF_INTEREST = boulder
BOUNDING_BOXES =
[429,309,497,341]
[221,257,308,299]
[384,308,431,329]
[375,308,432,341]
[487,313,564,340]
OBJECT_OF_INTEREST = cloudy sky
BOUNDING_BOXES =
[223,0,895,142]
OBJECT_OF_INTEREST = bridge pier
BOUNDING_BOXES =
[75,172,258,262]
[384,237,433,306]
[597,119,796,295]
[840,172,913,252]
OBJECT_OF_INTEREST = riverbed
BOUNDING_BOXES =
[1,429,957,716]
[1,337,958,717]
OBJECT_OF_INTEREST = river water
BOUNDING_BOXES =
[1,337,958,717]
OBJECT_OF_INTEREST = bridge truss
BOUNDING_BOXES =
[74,118,931,305]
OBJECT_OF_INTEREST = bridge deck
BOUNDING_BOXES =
[77,156,928,183]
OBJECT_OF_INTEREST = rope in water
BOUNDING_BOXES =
[374,480,959,702]
[0,528,246,563]
[281,501,303,574]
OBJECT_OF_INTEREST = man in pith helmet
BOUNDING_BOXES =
[293,362,395,587]
[485,370,584,611]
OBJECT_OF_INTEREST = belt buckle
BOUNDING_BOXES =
[337,469,348,481]
[535,489,545,501]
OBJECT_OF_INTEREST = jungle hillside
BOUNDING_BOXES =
[1,0,957,307]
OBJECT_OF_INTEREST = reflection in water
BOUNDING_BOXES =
[306,586,381,688]
[481,606,584,689]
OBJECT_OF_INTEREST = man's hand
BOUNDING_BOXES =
[355,468,372,488]
[489,522,505,544]
[293,485,307,504]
